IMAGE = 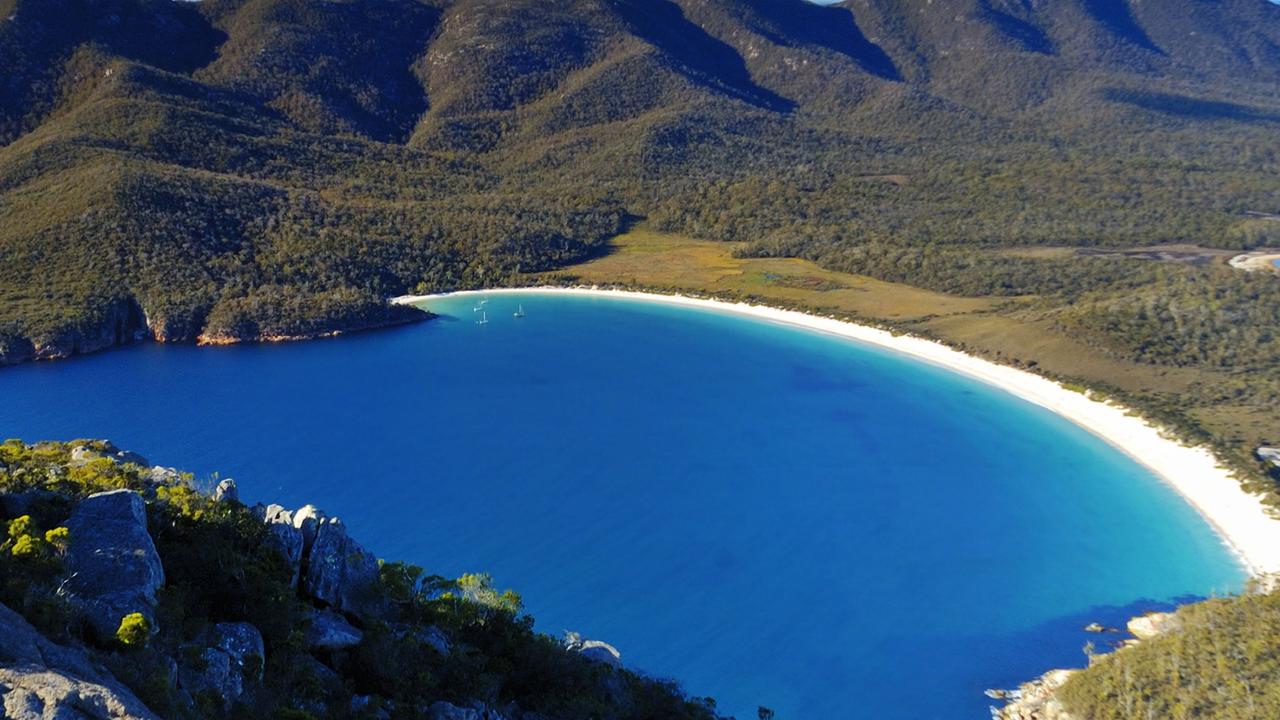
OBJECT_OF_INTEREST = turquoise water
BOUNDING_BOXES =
[0,292,1242,719]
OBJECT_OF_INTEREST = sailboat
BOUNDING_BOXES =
[513,304,526,318]
[475,311,488,325]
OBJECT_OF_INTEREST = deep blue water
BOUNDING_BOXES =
[0,292,1242,719]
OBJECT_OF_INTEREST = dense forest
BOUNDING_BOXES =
[1,0,1278,359]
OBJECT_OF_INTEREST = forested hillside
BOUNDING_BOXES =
[1,0,1278,471]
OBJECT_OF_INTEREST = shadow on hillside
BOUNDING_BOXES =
[979,1,1055,55]
[1080,0,1163,54]
[747,0,902,80]
[606,0,796,112]
[1105,89,1280,124]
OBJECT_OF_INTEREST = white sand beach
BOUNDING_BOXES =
[393,287,1280,577]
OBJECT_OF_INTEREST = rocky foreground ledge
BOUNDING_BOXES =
[0,440,719,720]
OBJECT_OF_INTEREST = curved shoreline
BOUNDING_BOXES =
[394,286,1280,578]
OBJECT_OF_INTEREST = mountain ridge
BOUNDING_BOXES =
[1,0,1278,368]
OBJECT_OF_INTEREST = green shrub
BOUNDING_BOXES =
[116,612,151,648]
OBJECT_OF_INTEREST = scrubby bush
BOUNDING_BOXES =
[116,612,151,648]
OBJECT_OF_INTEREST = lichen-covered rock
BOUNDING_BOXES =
[0,667,158,720]
[0,602,159,719]
[306,610,364,651]
[178,623,264,705]
[302,518,382,616]
[66,444,149,470]
[214,478,239,503]
[143,467,183,489]
[210,622,264,672]
[57,490,164,639]
[69,446,100,466]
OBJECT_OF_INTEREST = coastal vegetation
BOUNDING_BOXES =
[0,439,723,719]
[1055,580,1280,719]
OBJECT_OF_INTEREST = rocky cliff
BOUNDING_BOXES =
[0,299,429,367]
[0,440,717,720]
[0,298,149,367]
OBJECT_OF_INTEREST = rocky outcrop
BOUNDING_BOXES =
[565,634,622,668]
[1126,611,1176,640]
[255,504,305,587]
[196,296,429,347]
[68,444,149,469]
[144,307,205,344]
[58,490,165,640]
[0,332,35,366]
[143,466,183,488]
[292,505,325,551]
[577,641,621,668]
[305,610,364,651]
[178,622,264,706]
[994,669,1077,720]
[27,298,149,363]
[0,602,159,720]
[214,478,239,503]
[252,503,383,615]
[303,517,383,616]
[0,295,428,369]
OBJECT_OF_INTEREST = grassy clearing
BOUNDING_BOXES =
[555,225,997,321]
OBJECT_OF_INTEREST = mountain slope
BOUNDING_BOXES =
[0,0,1278,370]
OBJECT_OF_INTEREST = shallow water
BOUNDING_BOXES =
[0,292,1242,719]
